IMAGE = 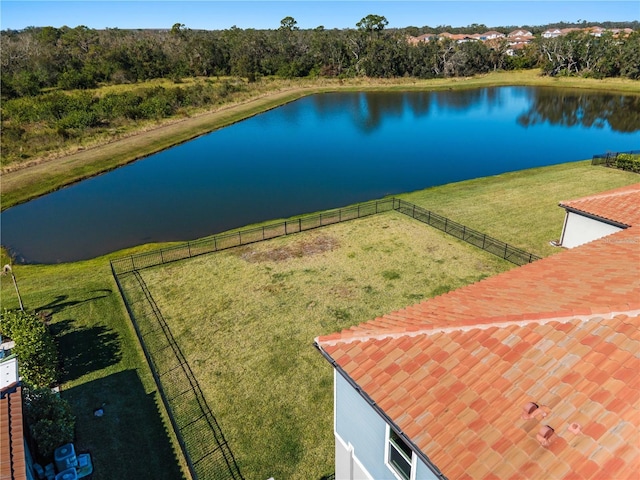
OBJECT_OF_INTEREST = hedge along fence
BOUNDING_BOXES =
[592,150,640,173]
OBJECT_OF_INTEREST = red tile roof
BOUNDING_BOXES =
[559,183,640,227]
[0,386,27,480]
[316,183,640,479]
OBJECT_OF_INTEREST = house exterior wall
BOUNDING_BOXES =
[334,372,440,480]
[561,211,623,248]
[335,372,385,479]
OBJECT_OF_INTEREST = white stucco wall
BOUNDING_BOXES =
[560,211,623,249]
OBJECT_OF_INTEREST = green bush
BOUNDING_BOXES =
[615,154,640,173]
[23,386,76,459]
[0,310,58,387]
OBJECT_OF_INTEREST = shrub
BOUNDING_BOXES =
[615,154,640,173]
[0,309,58,387]
[23,386,76,459]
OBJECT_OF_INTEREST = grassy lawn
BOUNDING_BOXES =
[0,253,188,479]
[127,212,513,479]
[0,160,637,479]
[3,69,639,210]
[398,160,640,257]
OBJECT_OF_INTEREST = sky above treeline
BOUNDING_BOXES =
[1,1,638,31]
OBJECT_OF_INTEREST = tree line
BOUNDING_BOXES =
[1,16,639,100]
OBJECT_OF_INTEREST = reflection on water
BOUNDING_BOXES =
[518,89,640,133]
[2,87,639,264]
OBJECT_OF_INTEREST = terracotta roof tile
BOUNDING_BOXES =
[559,183,640,227]
[0,386,27,480]
[316,186,640,478]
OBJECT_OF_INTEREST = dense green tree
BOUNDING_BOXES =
[0,309,58,387]
[0,20,637,99]
[620,31,640,79]
[23,385,76,460]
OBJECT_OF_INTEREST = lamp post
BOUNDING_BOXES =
[2,264,24,311]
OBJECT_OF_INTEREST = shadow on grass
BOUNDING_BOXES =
[36,289,112,316]
[51,319,122,383]
[62,369,186,480]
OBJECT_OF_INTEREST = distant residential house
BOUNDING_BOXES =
[506,35,534,55]
[316,183,640,479]
[560,27,581,36]
[585,26,607,37]
[407,33,437,45]
[508,29,533,38]
[542,28,563,38]
[435,32,473,43]
[610,27,634,38]
[480,30,506,40]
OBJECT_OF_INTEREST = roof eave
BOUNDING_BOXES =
[314,341,448,480]
[559,204,630,229]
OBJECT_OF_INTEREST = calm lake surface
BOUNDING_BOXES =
[2,86,639,263]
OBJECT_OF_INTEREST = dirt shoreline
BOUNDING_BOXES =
[1,86,319,210]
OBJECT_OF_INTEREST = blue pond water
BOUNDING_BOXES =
[2,86,639,263]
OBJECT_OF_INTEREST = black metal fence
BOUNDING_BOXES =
[111,199,396,275]
[592,150,640,172]
[109,197,540,479]
[394,200,541,266]
[112,268,243,480]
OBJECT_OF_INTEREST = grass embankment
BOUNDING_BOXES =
[3,69,640,210]
[1,161,637,478]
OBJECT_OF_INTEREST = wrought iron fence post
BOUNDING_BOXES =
[299,218,302,231]
[504,243,508,259]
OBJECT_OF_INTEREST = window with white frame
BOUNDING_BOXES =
[387,428,414,480]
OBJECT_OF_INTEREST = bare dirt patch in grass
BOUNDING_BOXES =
[237,233,340,262]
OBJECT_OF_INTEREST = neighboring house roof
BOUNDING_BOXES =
[509,29,533,37]
[316,183,640,479]
[559,183,640,228]
[0,385,27,480]
[482,31,506,37]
